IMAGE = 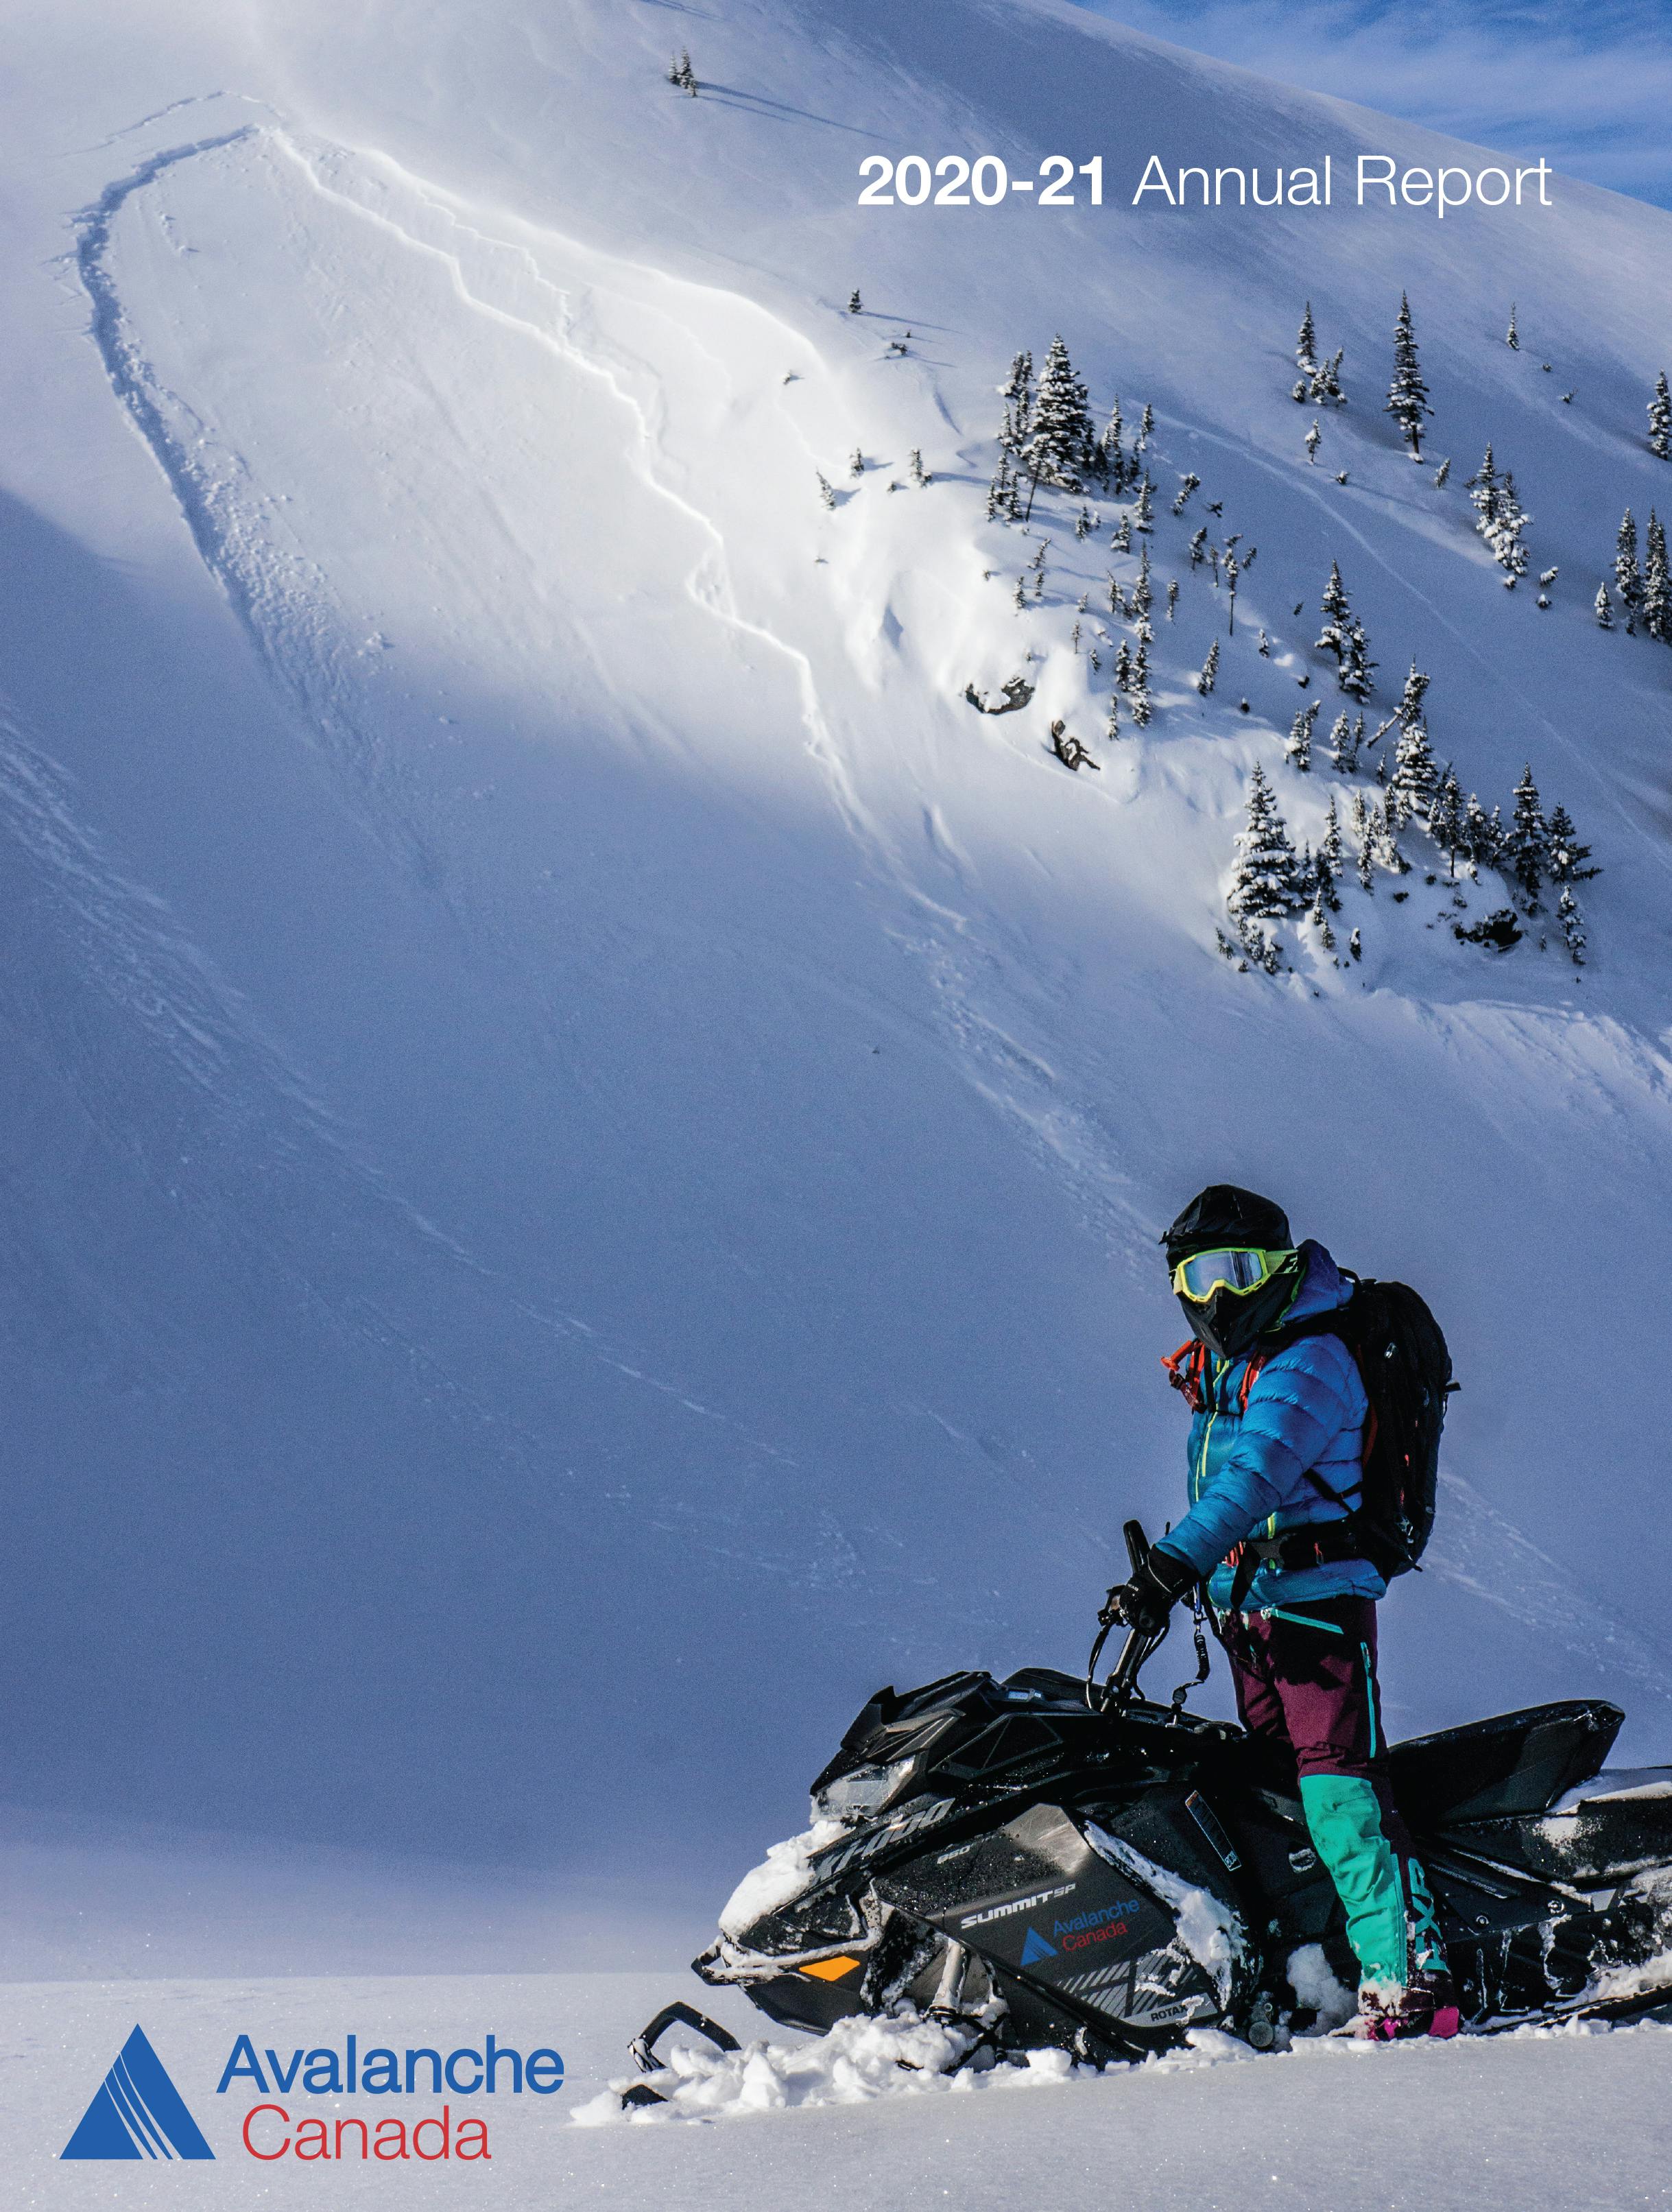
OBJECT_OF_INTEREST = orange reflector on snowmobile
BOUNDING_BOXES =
[798,1955,861,1982]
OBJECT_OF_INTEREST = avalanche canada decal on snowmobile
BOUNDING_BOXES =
[622,1535,1672,2097]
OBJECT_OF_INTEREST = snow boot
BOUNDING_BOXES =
[1348,1969,1461,2041]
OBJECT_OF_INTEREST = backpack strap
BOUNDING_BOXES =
[1162,1339,1210,1412]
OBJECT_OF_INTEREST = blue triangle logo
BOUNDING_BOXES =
[1019,1925,1058,1966]
[62,2025,214,2161]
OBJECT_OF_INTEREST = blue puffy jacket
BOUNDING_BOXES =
[1152,1241,1382,1613]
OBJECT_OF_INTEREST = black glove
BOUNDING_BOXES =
[1099,1546,1197,1637]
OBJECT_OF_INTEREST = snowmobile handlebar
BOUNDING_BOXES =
[1086,1520,1167,1710]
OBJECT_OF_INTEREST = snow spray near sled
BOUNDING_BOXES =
[620,1523,1672,2102]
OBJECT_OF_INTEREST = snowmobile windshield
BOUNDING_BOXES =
[1173,1246,1292,1302]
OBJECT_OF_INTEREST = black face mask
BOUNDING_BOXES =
[1178,1258,1301,1360]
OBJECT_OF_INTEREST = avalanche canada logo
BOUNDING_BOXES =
[1019,1926,1058,1965]
[62,2024,215,2160]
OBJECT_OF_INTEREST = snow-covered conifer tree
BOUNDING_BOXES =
[1167,580,1180,621]
[1114,638,1132,691]
[1019,335,1094,512]
[1388,663,1437,822]
[1545,802,1599,885]
[1317,560,1351,665]
[1286,700,1319,770]
[1595,580,1614,628]
[1012,573,1028,611]
[1297,302,1317,374]
[1129,642,1154,726]
[1106,693,1121,743]
[1429,769,1464,876]
[1134,477,1155,534]
[1341,621,1376,701]
[849,447,865,477]
[1317,796,1344,909]
[1507,765,1549,907]
[1557,886,1587,965]
[847,289,863,315]
[1385,292,1432,459]
[1433,457,1451,488]
[1505,304,1519,350]
[668,51,699,93]
[1649,370,1671,462]
[1350,789,1375,891]
[1198,640,1220,693]
[1459,793,1494,875]
[1326,711,1353,772]
[1372,794,1409,875]
[1643,510,1672,641]
[1615,510,1642,630]
[1173,473,1200,514]
[1228,765,1305,918]
[1306,418,1322,464]
[1258,628,1271,658]
[816,470,836,510]
[1098,396,1123,488]
[986,457,1012,520]
[1188,525,1207,568]
[909,448,930,487]
[1140,402,1155,442]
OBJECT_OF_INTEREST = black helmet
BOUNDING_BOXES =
[1162,1185,1300,1360]
[1162,1184,1291,1270]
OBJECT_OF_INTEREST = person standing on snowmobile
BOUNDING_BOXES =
[1101,1183,1459,2043]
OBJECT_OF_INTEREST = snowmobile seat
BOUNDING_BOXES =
[1390,1700,1623,1827]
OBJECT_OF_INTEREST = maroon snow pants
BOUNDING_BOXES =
[1221,1596,1420,1866]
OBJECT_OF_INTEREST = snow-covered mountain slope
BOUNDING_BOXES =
[3,0,1672,1940]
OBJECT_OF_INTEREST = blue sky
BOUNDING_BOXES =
[1075,1,1672,206]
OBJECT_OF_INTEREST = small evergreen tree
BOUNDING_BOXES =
[1616,510,1642,630]
[1433,457,1451,488]
[1306,418,1322,464]
[1373,794,1409,875]
[1507,764,1549,907]
[1098,396,1124,488]
[1296,302,1317,374]
[1286,700,1319,770]
[1341,621,1376,702]
[1385,292,1431,459]
[1167,579,1180,621]
[1388,663,1437,823]
[1557,888,1587,966]
[668,51,699,93]
[1649,370,1671,462]
[1020,335,1095,511]
[1643,510,1672,642]
[1134,477,1155,534]
[1317,796,1344,910]
[1317,560,1352,665]
[1429,768,1464,876]
[1505,304,1519,350]
[816,470,837,510]
[1459,793,1495,875]
[1595,580,1614,629]
[1350,789,1375,892]
[1545,802,1599,885]
[1173,473,1200,514]
[999,352,1036,453]
[1326,710,1355,772]
[847,289,863,315]
[1198,639,1220,693]
[909,448,930,487]
[849,447,865,477]
[1229,765,1306,918]
[1129,641,1154,726]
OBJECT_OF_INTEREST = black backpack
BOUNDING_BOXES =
[1285,1276,1455,1578]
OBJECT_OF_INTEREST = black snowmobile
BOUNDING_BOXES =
[625,1525,1672,2091]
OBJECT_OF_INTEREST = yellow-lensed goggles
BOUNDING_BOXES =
[1172,1246,1293,1302]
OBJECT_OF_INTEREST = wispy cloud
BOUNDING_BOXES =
[1075,0,1672,206]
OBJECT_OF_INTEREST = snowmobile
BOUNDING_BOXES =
[625,1523,1672,2091]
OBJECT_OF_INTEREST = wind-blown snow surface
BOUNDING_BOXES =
[5,0,1672,2006]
